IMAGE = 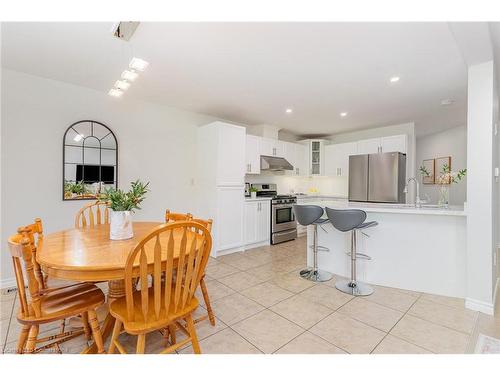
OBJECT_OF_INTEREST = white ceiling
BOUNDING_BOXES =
[1,22,471,137]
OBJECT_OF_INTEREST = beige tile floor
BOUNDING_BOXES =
[1,236,498,354]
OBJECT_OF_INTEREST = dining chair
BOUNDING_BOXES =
[75,200,110,228]
[107,221,212,354]
[165,209,193,223]
[190,217,215,326]
[8,223,106,354]
[164,210,216,326]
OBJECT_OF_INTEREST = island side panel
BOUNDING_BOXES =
[307,212,467,298]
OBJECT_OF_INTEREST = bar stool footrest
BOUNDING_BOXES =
[309,245,330,252]
[344,252,371,260]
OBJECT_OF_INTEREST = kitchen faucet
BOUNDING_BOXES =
[403,177,422,208]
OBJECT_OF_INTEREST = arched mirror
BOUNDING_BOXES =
[63,120,118,200]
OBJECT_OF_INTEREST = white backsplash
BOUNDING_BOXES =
[245,172,348,197]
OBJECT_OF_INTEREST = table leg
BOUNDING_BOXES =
[81,280,127,354]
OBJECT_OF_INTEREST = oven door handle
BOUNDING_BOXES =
[273,204,295,209]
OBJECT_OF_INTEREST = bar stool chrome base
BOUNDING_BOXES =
[300,269,332,282]
[335,280,373,296]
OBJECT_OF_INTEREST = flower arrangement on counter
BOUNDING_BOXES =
[419,163,466,208]
[435,164,467,185]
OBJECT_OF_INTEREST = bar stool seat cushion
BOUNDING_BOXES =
[293,205,325,226]
[356,221,378,229]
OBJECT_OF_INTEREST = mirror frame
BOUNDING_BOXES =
[62,120,118,201]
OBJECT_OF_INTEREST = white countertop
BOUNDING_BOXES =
[295,194,347,200]
[245,196,273,202]
[300,199,466,216]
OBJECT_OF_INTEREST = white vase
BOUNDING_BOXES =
[110,210,134,240]
[251,191,257,199]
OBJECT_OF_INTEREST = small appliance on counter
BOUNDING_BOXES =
[251,183,278,197]
[245,182,251,197]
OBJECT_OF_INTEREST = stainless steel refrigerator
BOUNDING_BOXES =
[348,152,406,203]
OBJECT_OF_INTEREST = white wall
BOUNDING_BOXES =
[0,69,217,287]
[416,125,467,205]
[465,61,497,314]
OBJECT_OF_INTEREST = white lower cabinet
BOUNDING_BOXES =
[216,186,245,253]
[244,200,270,247]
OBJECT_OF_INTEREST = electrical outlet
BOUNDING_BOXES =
[1,287,18,296]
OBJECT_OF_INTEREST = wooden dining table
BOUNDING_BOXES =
[37,221,188,354]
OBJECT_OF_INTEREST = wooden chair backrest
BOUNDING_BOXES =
[7,219,45,319]
[164,209,192,223]
[124,222,212,323]
[75,201,110,228]
[190,218,213,233]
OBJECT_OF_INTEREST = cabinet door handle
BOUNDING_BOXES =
[249,163,252,172]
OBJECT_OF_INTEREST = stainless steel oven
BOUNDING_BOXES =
[271,195,297,244]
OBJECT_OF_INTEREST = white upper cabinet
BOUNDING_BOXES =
[301,139,327,176]
[325,142,357,177]
[245,135,261,174]
[293,143,309,176]
[216,123,246,185]
[381,134,407,153]
[356,137,382,154]
[356,135,407,155]
[283,142,298,175]
[260,138,284,157]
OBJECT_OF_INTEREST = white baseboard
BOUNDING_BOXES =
[493,277,500,311]
[0,277,17,290]
[244,240,270,251]
[214,245,245,258]
[466,297,495,315]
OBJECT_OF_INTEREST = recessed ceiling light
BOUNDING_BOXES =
[441,98,454,106]
[115,80,131,91]
[73,134,83,142]
[121,70,139,81]
[285,108,293,114]
[129,57,149,71]
[340,112,348,117]
[390,76,400,83]
[108,88,124,98]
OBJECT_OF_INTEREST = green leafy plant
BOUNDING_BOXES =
[249,186,259,193]
[64,180,89,195]
[99,180,150,212]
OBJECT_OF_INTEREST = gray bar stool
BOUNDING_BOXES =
[325,207,378,296]
[293,205,332,282]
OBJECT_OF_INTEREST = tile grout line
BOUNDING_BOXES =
[465,311,481,353]
[370,292,437,354]
[2,293,17,354]
[404,295,478,337]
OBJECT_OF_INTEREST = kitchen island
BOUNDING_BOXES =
[301,200,467,298]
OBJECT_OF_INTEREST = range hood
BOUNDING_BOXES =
[260,155,294,171]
